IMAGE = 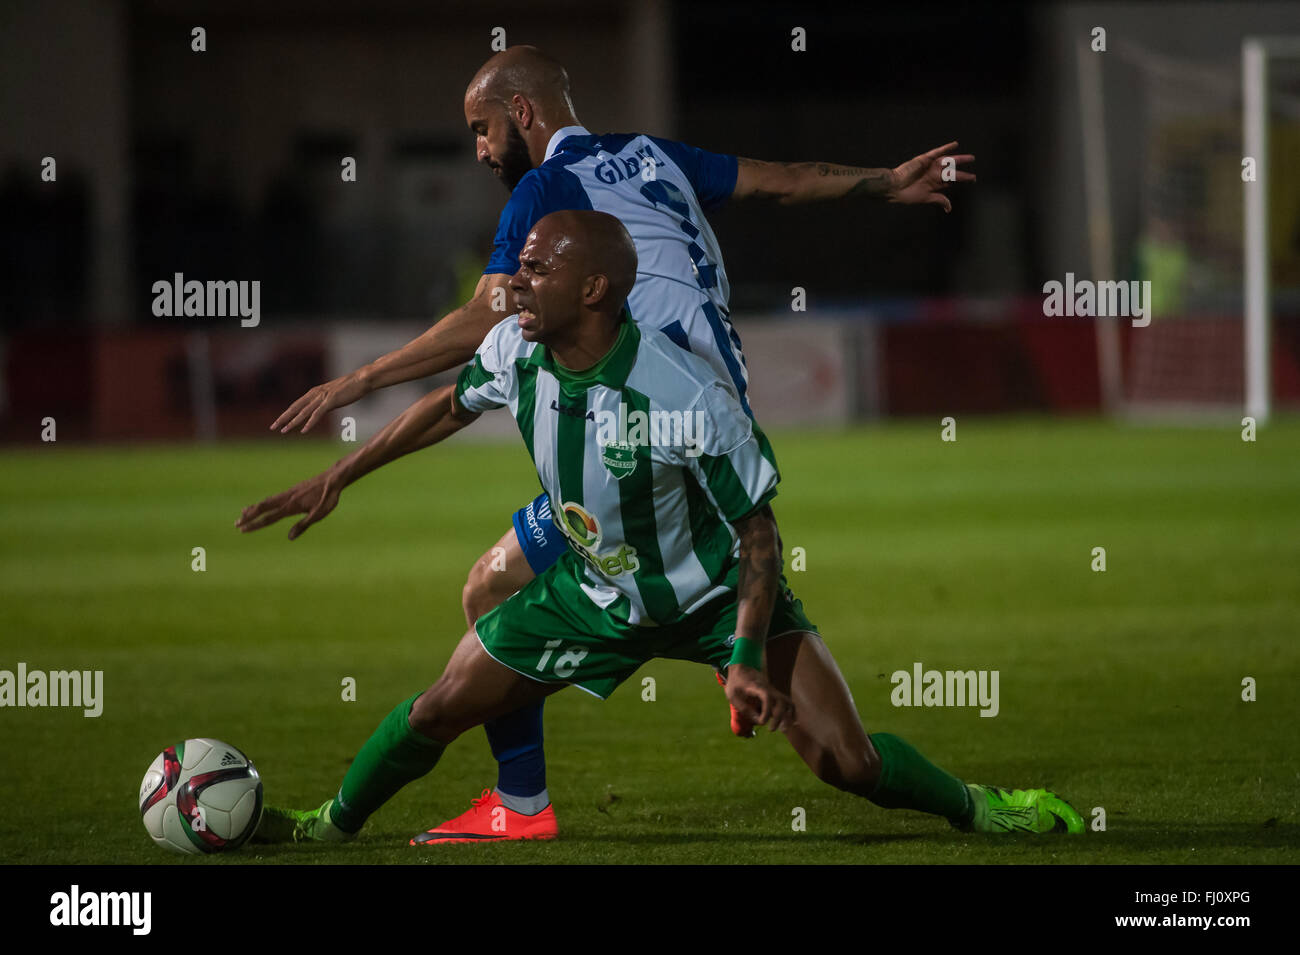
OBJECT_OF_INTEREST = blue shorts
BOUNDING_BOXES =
[511,493,567,575]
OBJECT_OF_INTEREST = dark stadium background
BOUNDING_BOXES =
[5,0,1299,440]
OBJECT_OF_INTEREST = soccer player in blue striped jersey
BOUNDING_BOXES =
[242,210,1084,843]
[268,45,975,842]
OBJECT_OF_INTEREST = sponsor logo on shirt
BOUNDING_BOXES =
[556,501,640,577]
[550,398,594,420]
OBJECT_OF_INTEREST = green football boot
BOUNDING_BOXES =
[957,784,1085,834]
[251,800,356,844]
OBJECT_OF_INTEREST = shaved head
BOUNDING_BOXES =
[536,209,638,310]
[466,46,575,118]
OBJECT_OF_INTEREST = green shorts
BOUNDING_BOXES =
[474,549,817,699]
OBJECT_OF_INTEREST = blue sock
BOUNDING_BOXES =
[484,700,548,813]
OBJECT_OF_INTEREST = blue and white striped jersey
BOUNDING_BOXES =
[484,126,750,413]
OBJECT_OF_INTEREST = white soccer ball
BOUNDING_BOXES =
[138,738,263,854]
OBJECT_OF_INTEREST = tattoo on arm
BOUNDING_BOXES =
[737,157,787,201]
[737,512,781,584]
[735,505,781,638]
[739,158,894,203]
[817,163,893,197]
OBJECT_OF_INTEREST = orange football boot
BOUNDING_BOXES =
[716,672,755,738]
[410,789,558,845]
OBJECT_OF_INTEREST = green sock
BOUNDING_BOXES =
[867,732,973,824]
[328,692,445,833]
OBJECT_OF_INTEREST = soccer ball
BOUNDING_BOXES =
[138,738,263,854]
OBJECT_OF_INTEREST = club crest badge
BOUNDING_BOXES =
[600,441,638,480]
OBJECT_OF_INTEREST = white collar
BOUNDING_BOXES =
[543,124,591,163]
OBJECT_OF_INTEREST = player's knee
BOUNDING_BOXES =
[845,741,883,795]
[407,686,468,744]
[812,734,881,797]
[461,577,481,628]
[462,558,498,626]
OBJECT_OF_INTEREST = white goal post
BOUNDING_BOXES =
[1081,37,1300,422]
[1243,36,1300,424]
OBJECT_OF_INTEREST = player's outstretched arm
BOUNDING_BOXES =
[239,384,479,539]
[724,504,795,733]
[732,142,975,211]
[330,383,480,486]
[271,272,512,434]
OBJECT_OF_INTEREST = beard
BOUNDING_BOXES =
[494,121,534,192]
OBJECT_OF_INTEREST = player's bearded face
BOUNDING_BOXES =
[493,120,533,192]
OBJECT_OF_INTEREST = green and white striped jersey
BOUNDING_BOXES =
[454,314,780,627]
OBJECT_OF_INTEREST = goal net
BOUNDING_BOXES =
[1094,39,1300,420]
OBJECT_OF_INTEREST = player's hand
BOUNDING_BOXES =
[887,141,975,212]
[724,664,795,734]
[272,371,371,434]
[235,470,343,540]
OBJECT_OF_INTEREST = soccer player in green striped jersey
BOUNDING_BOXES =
[267,45,978,842]
[239,210,1084,841]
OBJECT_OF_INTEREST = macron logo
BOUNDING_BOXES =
[50,885,151,935]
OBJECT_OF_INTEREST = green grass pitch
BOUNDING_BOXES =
[1,416,1297,864]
